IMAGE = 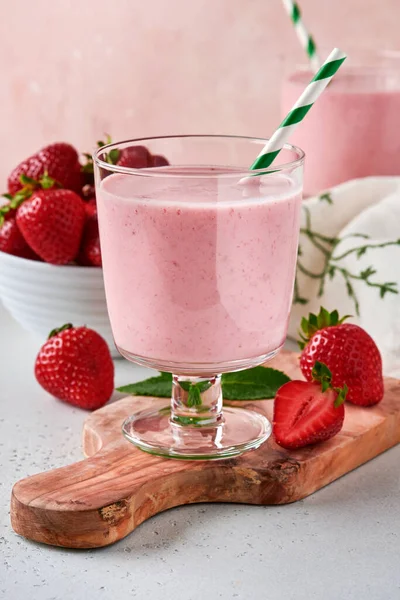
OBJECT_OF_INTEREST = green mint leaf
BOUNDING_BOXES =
[187,386,202,407]
[117,372,172,397]
[118,367,290,401]
[179,381,191,392]
[221,367,290,400]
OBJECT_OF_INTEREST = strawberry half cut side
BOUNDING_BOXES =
[273,361,347,450]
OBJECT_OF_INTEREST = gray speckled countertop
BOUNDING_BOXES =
[1,306,400,600]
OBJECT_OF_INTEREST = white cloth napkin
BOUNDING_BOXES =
[288,177,400,378]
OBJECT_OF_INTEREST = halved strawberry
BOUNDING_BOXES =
[273,361,347,449]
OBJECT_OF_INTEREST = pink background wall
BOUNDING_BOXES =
[0,0,398,184]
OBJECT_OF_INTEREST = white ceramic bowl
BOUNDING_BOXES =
[0,251,117,356]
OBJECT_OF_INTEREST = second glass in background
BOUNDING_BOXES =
[282,50,400,195]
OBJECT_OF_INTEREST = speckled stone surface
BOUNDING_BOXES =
[1,305,400,600]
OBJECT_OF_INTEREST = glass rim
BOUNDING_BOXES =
[93,134,305,179]
[288,47,400,72]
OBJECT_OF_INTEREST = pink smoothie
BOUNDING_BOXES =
[97,170,302,369]
[282,69,400,195]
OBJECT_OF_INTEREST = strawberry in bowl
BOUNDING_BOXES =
[0,142,108,351]
[0,137,169,355]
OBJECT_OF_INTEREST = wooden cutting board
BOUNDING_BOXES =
[11,352,400,549]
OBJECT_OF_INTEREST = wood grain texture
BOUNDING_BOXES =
[11,352,400,549]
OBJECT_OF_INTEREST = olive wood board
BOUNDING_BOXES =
[11,351,400,548]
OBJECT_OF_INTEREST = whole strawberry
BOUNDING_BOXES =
[16,189,86,265]
[151,155,169,167]
[273,361,347,449]
[299,307,384,407]
[35,324,114,410]
[78,215,102,266]
[83,197,97,219]
[8,143,83,195]
[117,145,152,168]
[0,217,39,260]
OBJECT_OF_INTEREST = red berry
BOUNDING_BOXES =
[117,146,152,168]
[8,143,83,195]
[35,324,114,410]
[0,217,39,260]
[151,155,169,167]
[84,197,97,219]
[82,184,96,200]
[78,216,102,267]
[299,308,384,407]
[273,362,346,449]
[16,189,86,265]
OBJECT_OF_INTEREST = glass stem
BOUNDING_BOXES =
[171,374,223,427]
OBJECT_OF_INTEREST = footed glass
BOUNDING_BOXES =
[94,135,304,459]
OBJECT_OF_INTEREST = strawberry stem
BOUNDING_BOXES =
[298,306,351,350]
[311,360,347,407]
[0,172,60,228]
[48,323,73,339]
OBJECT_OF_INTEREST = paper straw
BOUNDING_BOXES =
[250,48,346,171]
[282,0,320,70]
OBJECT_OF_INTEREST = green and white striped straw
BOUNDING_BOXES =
[251,47,346,172]
[282,0,320,70]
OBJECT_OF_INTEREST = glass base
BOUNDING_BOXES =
[122,406,272,460]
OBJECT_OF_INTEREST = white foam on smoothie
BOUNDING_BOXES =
[100,170,302,209]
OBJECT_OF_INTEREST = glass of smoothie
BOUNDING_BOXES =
[94,135,304,459]
[282,50,400,195]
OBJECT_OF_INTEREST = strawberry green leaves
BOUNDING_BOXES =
[311,360,347,408]
[298,306,351,349]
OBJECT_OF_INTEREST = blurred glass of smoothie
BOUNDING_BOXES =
[282,52,400,195]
